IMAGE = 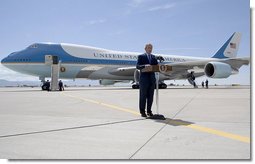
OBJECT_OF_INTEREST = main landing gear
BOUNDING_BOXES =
[132,82,167,89]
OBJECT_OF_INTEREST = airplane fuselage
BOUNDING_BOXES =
[1,32,249,87]
[1,43,208,81]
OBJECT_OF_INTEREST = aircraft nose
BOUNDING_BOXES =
[1,52,17,64]
[1,56,7,64]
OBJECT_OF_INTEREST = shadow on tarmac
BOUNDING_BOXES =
[152,117,194,126]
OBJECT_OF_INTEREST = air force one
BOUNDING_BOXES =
[1,32,250,89]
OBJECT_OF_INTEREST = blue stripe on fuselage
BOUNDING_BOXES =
[2,43,138,66]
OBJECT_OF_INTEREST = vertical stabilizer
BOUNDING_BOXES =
[212,32,241,58]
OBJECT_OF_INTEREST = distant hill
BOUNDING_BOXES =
[0,79,100,87]
[0,79,40,87]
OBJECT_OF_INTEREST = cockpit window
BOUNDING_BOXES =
[29,44,38,48]
[8,52,16,57]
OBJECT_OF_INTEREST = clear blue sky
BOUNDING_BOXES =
[0,0,251,85]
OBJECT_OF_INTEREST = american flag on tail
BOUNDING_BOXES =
[230,42,236,49]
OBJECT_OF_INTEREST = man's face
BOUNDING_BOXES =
[145,44,153,54]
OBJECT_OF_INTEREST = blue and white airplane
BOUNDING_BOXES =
[1,32,250,89]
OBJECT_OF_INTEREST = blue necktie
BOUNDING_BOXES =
[148,54,151,64]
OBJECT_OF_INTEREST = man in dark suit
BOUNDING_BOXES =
[136,44,158,117]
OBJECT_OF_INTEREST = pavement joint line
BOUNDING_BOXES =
[129,119,171,159]
[0,118,145,139]
[172,90,202,119]
[61,92,250,144]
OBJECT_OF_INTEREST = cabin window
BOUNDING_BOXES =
[29,44,38,48]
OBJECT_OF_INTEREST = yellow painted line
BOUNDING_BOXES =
[169,120,250,143]
[62,93,250,143]
[187,124,250,143]
[62,93,140,116]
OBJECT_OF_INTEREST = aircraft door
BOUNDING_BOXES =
[44,55,60,91]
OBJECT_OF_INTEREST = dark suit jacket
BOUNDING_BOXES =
[136,53,158,84]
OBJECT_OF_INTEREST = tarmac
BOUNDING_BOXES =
[0,86,251,159]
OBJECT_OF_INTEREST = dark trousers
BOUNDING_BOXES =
[139,78,155,114]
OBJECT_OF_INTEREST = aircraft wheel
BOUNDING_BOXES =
[42,85,47,90]
[159,83,167,89]
[132,84,139,89]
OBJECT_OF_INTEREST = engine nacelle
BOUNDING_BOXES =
[134,69,140,84]
[204,62,232,78]
[99,79,116,85]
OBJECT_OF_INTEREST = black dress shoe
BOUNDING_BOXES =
[147,112,154,117]
[141,113,147,117]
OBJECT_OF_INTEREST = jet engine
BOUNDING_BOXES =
[134,69,140,84]
[204,62,232,78]
[132,69,140,89]
[99,79,116,85]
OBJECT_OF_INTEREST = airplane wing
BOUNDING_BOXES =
[163,57,250,78]
[108,66,136,76]
[166,57,250,72]
[221,57,250,69]
[108,57,250,79]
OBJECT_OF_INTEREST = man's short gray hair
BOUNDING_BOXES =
[145,43,153,49]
